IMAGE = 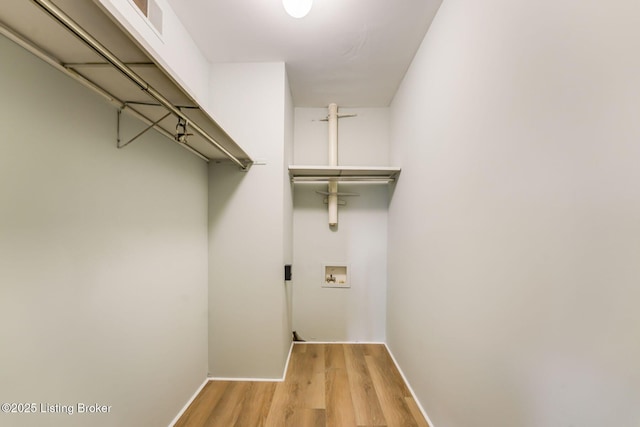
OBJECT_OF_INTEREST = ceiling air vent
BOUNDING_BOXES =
[147,0,163,35]
[132,0,148,15]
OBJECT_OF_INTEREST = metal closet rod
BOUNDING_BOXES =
[292,177,396,183]
[30,0,252,170]
[0,21,207,161]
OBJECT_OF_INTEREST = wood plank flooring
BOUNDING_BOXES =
[174,343,430,427]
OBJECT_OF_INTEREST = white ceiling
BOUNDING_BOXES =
[164,0,442,107]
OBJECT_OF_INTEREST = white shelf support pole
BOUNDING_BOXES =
[328,103,339,226]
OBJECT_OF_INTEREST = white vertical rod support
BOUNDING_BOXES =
[328,103,338,166]
[328,103,338,226]
[328,181,338,226]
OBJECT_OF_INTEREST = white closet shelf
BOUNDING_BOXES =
[289,165,401,183]
[0,0,252,168]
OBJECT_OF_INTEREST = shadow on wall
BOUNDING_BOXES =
[207,161,248,230]
[387,176,400,208]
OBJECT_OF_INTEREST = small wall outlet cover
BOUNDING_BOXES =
[322,263,350,288]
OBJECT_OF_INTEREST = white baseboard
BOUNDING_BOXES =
[208,340,295,382]
[301,341,434,426]
[169,342,435,427]
[169,342,294,425]
[167,377,209,427]
[384,343,436,427]
[208,376,282,382]
[295,340,386,345]
[281,340,294,380]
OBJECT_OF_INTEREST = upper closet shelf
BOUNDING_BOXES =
[0,0,252,169]
[289,165,401,183]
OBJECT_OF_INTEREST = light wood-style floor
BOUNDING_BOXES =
[175,343,430,427]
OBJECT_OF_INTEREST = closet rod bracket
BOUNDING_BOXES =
[117,106,171,149]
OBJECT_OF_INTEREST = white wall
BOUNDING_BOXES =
[0,35,208,427]
[292,108,389,342]
[388,1,640,426]
[207,62,292,379]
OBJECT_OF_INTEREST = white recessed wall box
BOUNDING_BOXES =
[322,264,350,288]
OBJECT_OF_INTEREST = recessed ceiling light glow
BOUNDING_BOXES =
[283,0,313,18]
